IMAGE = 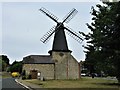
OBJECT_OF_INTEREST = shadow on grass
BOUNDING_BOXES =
[30,88,120,90]
[94,82,120,86]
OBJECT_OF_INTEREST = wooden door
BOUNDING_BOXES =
[30,70,38,79]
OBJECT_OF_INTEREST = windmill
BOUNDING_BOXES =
[39,7,83,53]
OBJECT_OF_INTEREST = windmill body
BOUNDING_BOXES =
[39,7,83,79]
[40,7,83,53]
[22,8,82,80]
[50,23,72,54]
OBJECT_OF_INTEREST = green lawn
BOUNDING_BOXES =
[1,72,12,78]
[25,77,120,89]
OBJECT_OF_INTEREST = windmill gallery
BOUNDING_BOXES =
[22,7,83,80]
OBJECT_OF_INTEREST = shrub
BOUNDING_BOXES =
[26,74,31,79]
[22,76,26,80]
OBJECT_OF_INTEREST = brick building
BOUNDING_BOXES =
[22,51,81,80]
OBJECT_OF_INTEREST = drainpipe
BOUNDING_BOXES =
[78,63,81,79]
[54,63,56,79]
[67,59,69,79]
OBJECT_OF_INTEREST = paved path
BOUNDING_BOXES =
[17,79,41,90]
[2,78,28,90]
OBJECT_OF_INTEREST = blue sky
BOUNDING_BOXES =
[1,1,103,64]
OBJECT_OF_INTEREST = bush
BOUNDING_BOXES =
[21,70,26,76]
[26,74,31,79]
[22,76,26,80]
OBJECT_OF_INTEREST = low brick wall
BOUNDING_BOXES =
[23,64,55,79]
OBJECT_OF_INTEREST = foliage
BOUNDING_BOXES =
[26,74,32,79]
[0,55,10,71]
[1,55,10,65]
[0,59,2,71]
[21,69,26,76]
[80,2,120,83]
[22,75,26,80]
[21,69,27,80]
[9,61,23,74]
[2,60,7,71]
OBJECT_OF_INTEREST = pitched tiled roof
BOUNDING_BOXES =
[23,55,54,64]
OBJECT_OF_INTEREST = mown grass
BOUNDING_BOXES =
[1,72,12,78]
[25,77,120,89]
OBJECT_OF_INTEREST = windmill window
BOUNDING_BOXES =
[59,53,64,57]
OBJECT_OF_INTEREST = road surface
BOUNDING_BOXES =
[2,78,28,90]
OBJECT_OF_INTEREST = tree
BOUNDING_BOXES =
[0,55,10,71]
[9,61,23,74]
[80,2,120,83]
[1,55,10,65]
